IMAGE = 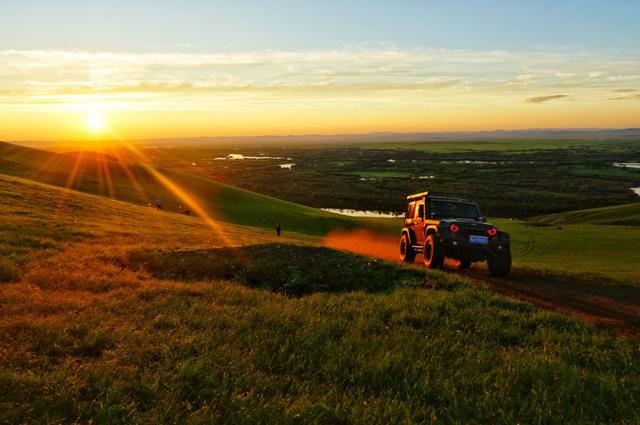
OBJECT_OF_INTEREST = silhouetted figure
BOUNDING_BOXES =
[178,205,183,214]
[155,198,163,210]
[276,223,281,237]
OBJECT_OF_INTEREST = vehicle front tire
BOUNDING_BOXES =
[423,234,444,269]
[399,234,416,263]
[488,251,511,277]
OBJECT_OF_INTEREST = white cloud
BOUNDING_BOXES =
[0,47,638,112]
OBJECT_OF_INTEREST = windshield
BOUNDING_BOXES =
[428,200,480,220]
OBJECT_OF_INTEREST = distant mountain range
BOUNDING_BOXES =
[132,128,640,146]
[6,128,640,149]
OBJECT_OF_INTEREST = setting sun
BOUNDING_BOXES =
[85,111,106,132]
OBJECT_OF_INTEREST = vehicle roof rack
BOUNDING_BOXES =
[428,195,473,203]
[406,191,429,201]
[406,191,473,203]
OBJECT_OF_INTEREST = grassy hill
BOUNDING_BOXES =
[0,142,397,236]
[491,218,640,283]
[532,202,640,226]
[1,173,639,424]
[2,142,640,285]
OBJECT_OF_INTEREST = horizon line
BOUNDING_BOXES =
[5,126,640,145]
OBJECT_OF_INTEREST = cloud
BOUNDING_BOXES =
[0,47,639,112]
[611,88,636,93]
[524,94,568,104]
[608,94,640,101]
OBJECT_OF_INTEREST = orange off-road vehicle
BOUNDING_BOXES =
[399,191,511,277]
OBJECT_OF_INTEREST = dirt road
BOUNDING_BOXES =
[324,229,640,341]
[462,268,640,341]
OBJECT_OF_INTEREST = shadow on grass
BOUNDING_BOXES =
[124,243,458,296]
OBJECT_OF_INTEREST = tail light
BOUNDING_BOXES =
[488,227,497,236]
[449,224,460,232]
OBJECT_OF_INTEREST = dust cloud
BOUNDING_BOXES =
[322,229,400,261]
[323,229,463,269]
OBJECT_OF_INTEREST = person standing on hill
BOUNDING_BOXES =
[276,223,281,237]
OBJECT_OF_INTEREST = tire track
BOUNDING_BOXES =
[459,267,640,342]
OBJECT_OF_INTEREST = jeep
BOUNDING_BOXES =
[399,191,511,277]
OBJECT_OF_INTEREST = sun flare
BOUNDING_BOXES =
[85,111,106,132]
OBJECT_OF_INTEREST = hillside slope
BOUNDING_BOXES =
[1,172,640,424]
[0,172,315,282]
[0,142,397,236]
[532,202,640,226]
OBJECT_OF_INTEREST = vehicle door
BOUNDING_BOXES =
[413,200,427,246]
[424,199,440,231]
[404,202,416,227]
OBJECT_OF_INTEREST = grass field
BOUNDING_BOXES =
[493,219,640,284]
[0,142,395,237]
[1,174,640,424]
[362,137,640,153]
[532,202,640,226]
[346,170,411,178]
[567,164,640,179]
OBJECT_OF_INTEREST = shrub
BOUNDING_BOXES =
[0,257,19,283]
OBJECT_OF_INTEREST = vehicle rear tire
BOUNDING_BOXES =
[488,251,511,277]
[423,234,444,269]
[459,259,471,269]
[399,234,416,263]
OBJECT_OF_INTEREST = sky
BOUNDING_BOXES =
[0,0,639,141]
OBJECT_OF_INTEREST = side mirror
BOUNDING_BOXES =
[479,216,487,222]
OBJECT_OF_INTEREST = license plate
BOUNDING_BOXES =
[469,235,488,245]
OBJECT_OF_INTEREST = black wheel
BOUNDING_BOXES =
[459,259,471,269]
[488,251,511,277]
[399,234,416,263]
[423,234,444,269]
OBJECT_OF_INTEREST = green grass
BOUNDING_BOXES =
[124,244,434,296]
[360,137,640,153]
[493,218,640,283]
[1,175,640,424]
[0,173,315,283]
[4,276,640,424]
[567,165,640,179]
[531,202,640,226]
[0,142,394,237]
[346,170,411,178]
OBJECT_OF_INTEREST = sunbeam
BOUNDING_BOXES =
[105,130,237,249]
